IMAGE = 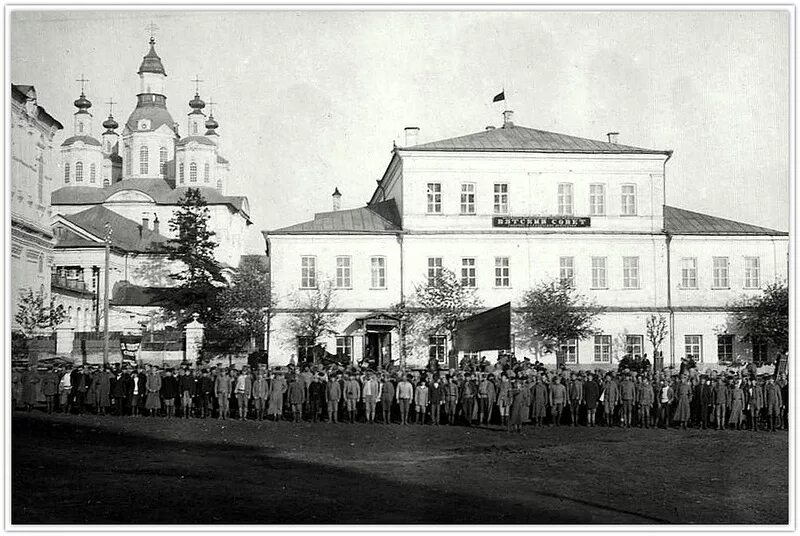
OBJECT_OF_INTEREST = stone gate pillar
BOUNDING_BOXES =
[55,326,75,356]
[184,313,204,364]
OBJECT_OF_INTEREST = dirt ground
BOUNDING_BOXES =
[11,412,788,525]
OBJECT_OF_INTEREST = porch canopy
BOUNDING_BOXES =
[454,302,511,352]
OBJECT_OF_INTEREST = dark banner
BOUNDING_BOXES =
[493,216,591,228]
[120,335,142,363]
[454,302,511,352]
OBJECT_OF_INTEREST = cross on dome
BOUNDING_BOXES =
[146,22,159,44]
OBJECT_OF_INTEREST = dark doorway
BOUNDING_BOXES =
[365,331,391,369]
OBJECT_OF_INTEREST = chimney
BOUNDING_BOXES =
[332,187,342,211]
[404,126,420,147]
[152,214,160,235]
[485,125,496,131]
[502,110,514,128]
[607,132,619,144]
[141,212,150,231]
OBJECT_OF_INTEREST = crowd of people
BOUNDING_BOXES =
[11,355,789,433]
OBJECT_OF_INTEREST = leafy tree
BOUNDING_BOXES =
[288,280,341,365]
[646,313,668,359]
[164,188,224,323]
[731,280,789,354]
[14,289,66,339]
[410,268,483,368]
[518,279,604,359]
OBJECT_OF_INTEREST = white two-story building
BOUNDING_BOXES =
[263,111,788,369]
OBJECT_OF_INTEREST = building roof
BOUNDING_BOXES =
[217,155,229,164]
[403,124,670,155]
[663,205,787,236]
[11,84,64,130]
[111,281,172,306]
[59,205,170,253]
[176,135,215,147]
[52,179,251,221]
[266,199,401,235]
[138,39,166,76]
[61,135,102,147]
[125,100,176,134]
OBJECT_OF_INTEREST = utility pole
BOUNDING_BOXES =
[102,222,112,365]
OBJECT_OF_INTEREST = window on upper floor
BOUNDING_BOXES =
[622,256,640,289]
[559,256,575,286]
[125,147,132,176]
[494,257,510,287]
[335,256,352,289]
[589,184,606,216]
[159,147,168,178]
[189,162,197,183]
[621,184,637,216]
[591,256,607,289]
[179,163,185,184]
[493,183,508,214]
[204,163,210,183]
[300,256,317,289]
[64,163,70,183]
[713,257,729,289]
[680,257,697,289]
[140,146,149,175]
[426,183,441,214]
[37,159,44,202]
[460,183,476,214]
[461,257,476,288]
[370,256,386,289]
[75,161,83,182]
[744,257,760,289]
[89,163,96,184]
[427,257,443,286]
[557,183,573,215]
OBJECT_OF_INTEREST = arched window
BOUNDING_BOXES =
[189,162,197,183]
[78,122,84,134]
[38,255,43,273]
[139,146,149,175]
[216,179,222,190]
[204,163,210,183]
[75,161,83,182]
[64,163,70,183]
[179,163,184,184]
[67,306,73,325]
[37,158,44,202]
[89,163,96,183]
[192,122,198,135]
[159,146,168,178]
[125,146,132,176]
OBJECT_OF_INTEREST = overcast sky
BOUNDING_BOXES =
[10,10,790,253]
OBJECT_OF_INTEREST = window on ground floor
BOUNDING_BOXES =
[560,339,578,364]
[717,334,734,363]
[625,334,644,358]
[335,336,352,362]
[684,335,702,362]
[429,335,447,363]
[594,335,611,363]
[752,338,769,364]
[297,336,315,363]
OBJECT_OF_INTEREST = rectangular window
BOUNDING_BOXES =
[680,257,697,289]
[560,339,578,364]
[335,256,351,289]
[461,257,476,287]
[557,183,573,215]
[460,183,476,214]
[744,257,760,288]
[494,257,510,287]
[336,336,353,362]
[300,256,317,289]
[712,257,729,288]
[429,335,447,363]
[717,334,734,363]
[752,339,768,363]
[589,184,606,216]
[493,183,508,214]
[559,256,575,286]
[594,335,612,363]
[297,336,315,363]
[370,256,386,289]
[591,256,607,289]
[427,257,443,286]
[621,184,637,215]
[685,335,703,362]
[622,256,640,289]
[426,183,442,214]
[625,335,644,357]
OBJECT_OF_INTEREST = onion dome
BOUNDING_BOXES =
[205,113,218,130]
[102,114,119,131]
[73,92,92,111]
[138,37,167,76]
[189,92,205,113]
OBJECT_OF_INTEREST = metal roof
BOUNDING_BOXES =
[266,199,401,235]
[59,205,170,253]
[663,205,787,236]
[403,124,670,155]
[61,135,102,147]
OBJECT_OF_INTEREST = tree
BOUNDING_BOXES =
[410,268,483,369]
[730,280,789,355]
[164,188,225,323]
[211,256,277,356]
[646,313,668,360]
[288,281,341,365]
[14,289,66,339]
[518,279,604,359]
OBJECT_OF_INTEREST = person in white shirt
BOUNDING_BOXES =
[395,376,414,425]
[59,367,72,413]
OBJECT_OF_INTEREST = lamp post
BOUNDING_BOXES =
[102,222,112,365]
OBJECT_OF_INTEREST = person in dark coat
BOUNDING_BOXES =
[428,376,445,425]
[764,377,783,432]
[112,368,131,416]
[530,376,548,427]
[582,373,600,427]
[198,369,214,418]
[41,367,59,414]
[178,368,196,419]
[746,377,764,431]
[287,375,306,423]
[711,378,728,430]
[308,375,325,423]
[674,377,693,430]
[696,377,713,429]
[160,369,179,418]
[508,379,525,433]
[637,377,655,428]
[21,366,40,412]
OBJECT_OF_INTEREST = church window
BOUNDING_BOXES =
[89,163,96,183]
[64,163,70,183]
[216,179,222,190]
[190,162,197,183]
[140,146,149,175]
[125,146,132,176]
[179,163,184,184]
[159,146,168,178]
[75,161,83,182]
[204,163,210,183]
[37,158,44,202]
[78,122,84,134]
